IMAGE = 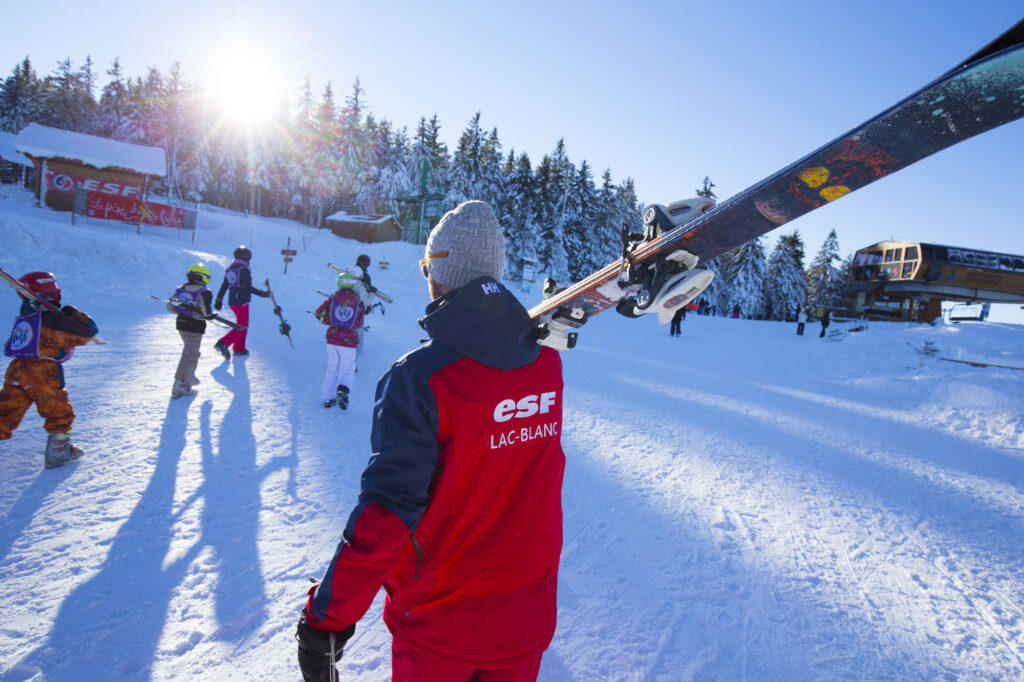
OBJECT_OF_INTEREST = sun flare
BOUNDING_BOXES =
[204,40,281,132]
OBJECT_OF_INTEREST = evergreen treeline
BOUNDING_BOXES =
[1,56,854,303]
[0,56,645,281]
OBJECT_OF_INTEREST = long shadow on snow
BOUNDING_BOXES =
[0,461,78,566]
[205,359,269,641]
[13,399,202,680]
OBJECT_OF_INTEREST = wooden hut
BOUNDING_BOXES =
[15,123,166,212]
[325,211,403,243]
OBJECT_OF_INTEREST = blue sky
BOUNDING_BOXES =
[1,1,1022,266]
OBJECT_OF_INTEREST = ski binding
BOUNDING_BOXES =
[536,305,586,351]
[613,198,716,322]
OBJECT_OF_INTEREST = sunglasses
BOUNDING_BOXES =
[419,251,449,278]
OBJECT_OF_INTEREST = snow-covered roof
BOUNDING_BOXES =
[325,211,396,223]
[0,131,31,166]
[14,123,166,177]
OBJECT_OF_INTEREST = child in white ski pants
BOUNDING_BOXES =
[322,344,357,403]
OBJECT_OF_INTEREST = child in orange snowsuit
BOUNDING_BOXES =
[0,272,98,468]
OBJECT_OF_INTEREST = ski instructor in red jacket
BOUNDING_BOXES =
[296,200,566,681]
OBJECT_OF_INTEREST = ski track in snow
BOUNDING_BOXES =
[1,183,1023,680]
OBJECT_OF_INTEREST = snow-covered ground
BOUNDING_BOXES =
[1,182,1023,681]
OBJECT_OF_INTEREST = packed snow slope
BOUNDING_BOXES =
[1,183,1023,681]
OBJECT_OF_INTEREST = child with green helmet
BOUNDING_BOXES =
[167,263,214,398]
[313,271,366,409]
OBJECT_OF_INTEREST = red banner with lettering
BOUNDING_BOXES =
[45,170,142,198]
[85,192,186,229]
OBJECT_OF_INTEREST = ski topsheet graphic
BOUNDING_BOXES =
[529,19,1024,350]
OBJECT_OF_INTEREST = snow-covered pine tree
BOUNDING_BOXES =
[409,115,446,194]
[97,58,129,137]
[445,112,485,210]
[765,230,807,320]
[593,169,621,265]
[562,159,598,280]
[337,78,372,202]
[478,127,505,214]
[534,153,569,282]
[727,237,767,319]
[806,228,846,310]
[501,151,541,279]
[360,118,411,215]
[42,58,92,132]
[0,57,42,133]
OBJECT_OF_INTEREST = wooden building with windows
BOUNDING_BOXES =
[849,239,1024,322]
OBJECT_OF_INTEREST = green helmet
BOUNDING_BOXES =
[187,263,211,284]
[337,271,359,290]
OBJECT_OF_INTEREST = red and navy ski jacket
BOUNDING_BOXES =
[306,277,565,668]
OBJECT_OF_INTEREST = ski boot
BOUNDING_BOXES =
[233,348,250,357]
[323,398,337,409]
[214,340,231,360]
[188,373,201,387]
[44,431,83,469]
[337,385,349,410]
[171,380,194,399]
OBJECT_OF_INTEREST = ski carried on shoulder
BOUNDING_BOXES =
[328,262,393,303]
[148,295,246,330]
[265,279,294,348]
[529,18,1024,351]
[0,265,106,345]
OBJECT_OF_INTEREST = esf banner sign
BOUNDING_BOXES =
[85,192,186,229]
[45,170,142,197]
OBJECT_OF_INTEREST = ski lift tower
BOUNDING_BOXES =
[397,159,445,244]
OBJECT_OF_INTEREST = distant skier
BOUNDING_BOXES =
[0,272,98,468]
[670,306,684,337]
[167,264,213,398]
[353,254,372,288]
[819,309,831,338]
[731,304,741,319]
[797,309,808,336]
[314,271,365,410]
[213,246,269,359]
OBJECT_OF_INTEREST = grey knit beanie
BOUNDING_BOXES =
[423,200,505,290]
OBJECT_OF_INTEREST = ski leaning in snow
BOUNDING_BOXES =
[147,295,247,330]
[0,265,106,345]
[264,278,294,348]
[529,18,1024,351]
[327,262,393,303]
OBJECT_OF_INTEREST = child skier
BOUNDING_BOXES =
[213,245,269,359]
[314,271,365,410]
[167,264,214,398]
[0,271,99,468]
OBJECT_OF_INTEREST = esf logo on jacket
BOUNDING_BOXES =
[493,392,557,422]
[490,391,559,450]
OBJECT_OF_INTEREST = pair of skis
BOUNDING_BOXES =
[0,266,106,345]
[149,295,246,330]
[328,263,393,303]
